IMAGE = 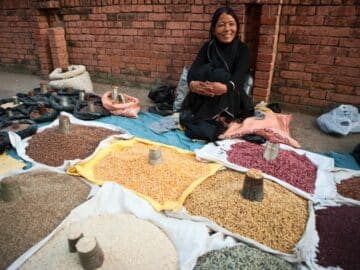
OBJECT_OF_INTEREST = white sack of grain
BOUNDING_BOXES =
[48,65,93,93]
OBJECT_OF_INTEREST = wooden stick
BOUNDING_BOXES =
[76,236,104,270]
[241,168,264,202]
[0,179,22,202]
[59,115,71,134]
[149,148,163,165]
[67,225,84,253]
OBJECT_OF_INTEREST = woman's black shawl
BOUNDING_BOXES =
[179,38,254,141]
[182,38,253,121]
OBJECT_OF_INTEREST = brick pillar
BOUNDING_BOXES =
[31,9,52,76]
[252,4,282,103]
[48,27,69,69]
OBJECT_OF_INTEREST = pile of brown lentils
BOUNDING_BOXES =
[26,124,121,166]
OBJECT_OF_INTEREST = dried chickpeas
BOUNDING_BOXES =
[184,169,308,253]
[93,142,214,205]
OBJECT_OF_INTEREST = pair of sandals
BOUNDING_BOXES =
[148,103,174,116]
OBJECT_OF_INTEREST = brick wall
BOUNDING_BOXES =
[60,1,226,86]
[272,3,360,111]
[0,0,359,111]
[0,0,38,73]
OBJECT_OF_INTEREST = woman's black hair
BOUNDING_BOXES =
[210,6,240,40]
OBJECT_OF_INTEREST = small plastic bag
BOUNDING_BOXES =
[173,66,190,112]
[317,104,360,136]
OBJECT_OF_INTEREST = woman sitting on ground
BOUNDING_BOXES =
[180,6,254,141]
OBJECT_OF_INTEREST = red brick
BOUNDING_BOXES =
[256,62,273,72]
[296,6,316,16]
[316,6,356,16]
[191,5,203,13]
[293,44,310,54]
[283,95,300,104]
[309,90,327,99]
[260,16,277,25]
[279,86,309,97]
[289,15,324,25]
[254,78,270,88]
[315,55,334,65]
[288,62,305,71]
[167,21,190,30]
[257,53,273,63]
[300,97,330,107]
[304,64,338,75]
[339,38,360,48]
[282,6,296,15]
[287,53,315,63]
[335,57,360,67]
[281,70,311,81]
[253,87,270,97]
[303,81,335,90]
[336,85,355,95]
[328,92,360,105]
[255,71,271,80]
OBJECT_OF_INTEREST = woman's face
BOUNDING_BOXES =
[214,13,237,43]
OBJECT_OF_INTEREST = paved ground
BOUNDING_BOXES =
[0,70,358,153]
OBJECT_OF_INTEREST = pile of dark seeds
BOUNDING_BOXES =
[0,171,90,269]
[26,124,121,166]
[316,205,360,270]
[336,176,360,201]
[194,244,295,270]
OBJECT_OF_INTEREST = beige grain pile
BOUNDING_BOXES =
[184,169,308,253]
[93,143,212,204]
[0,171,90,269]
[20,214,179,270]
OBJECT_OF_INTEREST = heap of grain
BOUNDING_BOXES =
[184,169,308,253]
[315,205,360,270]
[20,214,179,270]
[0,171,90,270]
[26,120,120,166]
[226,141,317,193]
[336,176,360,201]
[194,244,295,270]
[92,142,213,204]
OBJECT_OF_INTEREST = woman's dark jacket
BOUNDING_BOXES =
[180,38,254,141]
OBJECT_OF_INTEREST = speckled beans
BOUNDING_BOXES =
[93,143,212,204]
[194,244,295,270]
[26,124,120,166]
[184,169,308,253]
[226,141,317,193]
[336,176,360,200]
[315,205,360,270]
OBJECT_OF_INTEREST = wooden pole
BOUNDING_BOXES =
[0,179,22,202]
[241,168,264,202]
[59,115,71,134]
[76,236,104,270]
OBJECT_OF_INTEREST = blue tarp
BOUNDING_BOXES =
[97,112,205,151]
[321,151,360,171]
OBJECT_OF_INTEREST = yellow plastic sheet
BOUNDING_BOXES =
[0,152,25,175]
[67,137,222,211]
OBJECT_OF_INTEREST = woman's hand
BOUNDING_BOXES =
[190,81,227,97]
[206,82,227,96]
